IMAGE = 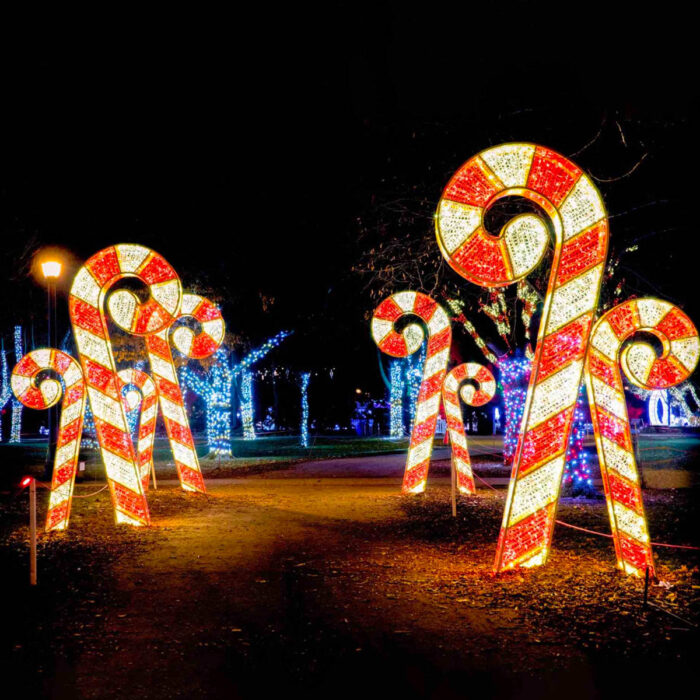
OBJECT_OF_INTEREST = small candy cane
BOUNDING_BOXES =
[11,349,86,531]
[147,292,226,490]
[372,291,451,493]
[442,363,496,495]
[436,143,609,572]
[118,368,158,489]
[585,298,699,577]
[70,244,182,525]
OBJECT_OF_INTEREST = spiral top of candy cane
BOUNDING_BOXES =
[118,367,157,409]
[70,244,182,336]
[171,293,226,359]
[436,143,607,287]
[590,298,699,389]
[11,349,84,410]
[444,363,496,407]
[371,291,451,357]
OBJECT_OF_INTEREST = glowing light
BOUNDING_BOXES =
[118,367,158,488]
[147,291,224,491]
[389,360,404,437]
[300,372,310,447]
[41,260,62,279]
[240,369,255,440]
[585,298,700,577]
[20,476,32,488]
[436,143,609,572]
[179,330,291,453]
[372,291,451,493]
[442,363,495,494]
[9,327,24,444]
[648,390,670,426]
[12,349,86,531]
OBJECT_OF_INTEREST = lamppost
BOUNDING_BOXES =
[41,259,62,478]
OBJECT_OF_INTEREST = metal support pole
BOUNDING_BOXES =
[29,479,37,586]
[450,457,457,518]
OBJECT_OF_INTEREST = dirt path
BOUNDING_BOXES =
[2,473,699,699]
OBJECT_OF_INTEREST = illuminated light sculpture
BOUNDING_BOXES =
[435,143,610,571]
[118,367,158,488]
[372,291,451,493]
[300,372,310,447]
[584,298,700,576]
[68,245,185,525]
[154,291,225,487]
[11,349,86,531]
[442,362,496,494]
[9,326,24,443]
[389,360,404,437]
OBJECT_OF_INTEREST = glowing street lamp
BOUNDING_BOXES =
[41,260,62,279]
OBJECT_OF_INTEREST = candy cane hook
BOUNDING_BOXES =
[372,291,451,493]
[118,368,159,490]
[11,349,86,531]
[435,144,609,572]
[585,298,699,577]
[442,363,496,495]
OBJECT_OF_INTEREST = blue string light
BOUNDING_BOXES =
[9,326,23,444]
[389,360,404,437]
[300,372,310,447]
[240,369,255,440]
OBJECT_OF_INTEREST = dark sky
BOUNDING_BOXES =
[1,3,698,398]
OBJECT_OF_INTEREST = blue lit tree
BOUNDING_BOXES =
[179,330,292,456]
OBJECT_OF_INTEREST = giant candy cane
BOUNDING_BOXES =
[585,298,699,577]
[118,367,158,489]
[372,291,451,493]
[435,144,609,572]
[69,244,184,525]
[442,363,496,495]
[147,292,226,491]
[11,349,86,531]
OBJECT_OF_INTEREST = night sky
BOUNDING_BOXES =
[1,3,697,405]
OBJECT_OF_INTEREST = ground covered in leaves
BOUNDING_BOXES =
[1,469,698,698]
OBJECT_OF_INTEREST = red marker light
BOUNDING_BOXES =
[20,477,33,488]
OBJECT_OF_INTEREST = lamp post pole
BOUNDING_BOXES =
[41,260,62,480]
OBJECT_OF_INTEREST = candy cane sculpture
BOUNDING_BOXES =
[69,244,184,525]
[585,299,699,577]
[147,292,226,491]
[372,291,451,493]
[435,143,609,572]
[442,363,496,495]
[118,367,158,489]
[11,349,86,531]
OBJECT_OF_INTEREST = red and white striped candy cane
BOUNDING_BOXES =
[118,368,158,489]
[11,349,86,531]
[146,292,226,491]
[70,244,183,525]
[585,298,699,577]
[442,363,496,495]
[436,143,609,572]
[372,291,451,493]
